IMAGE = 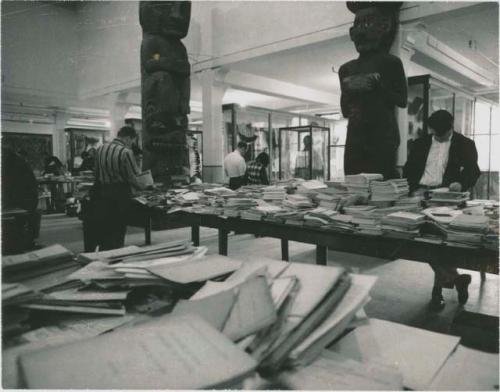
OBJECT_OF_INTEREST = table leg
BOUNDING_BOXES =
[281,239,289,261]
[192,225,200,246]
[316,245,327,265]
[219,228,228,256]
[144,216,152,245]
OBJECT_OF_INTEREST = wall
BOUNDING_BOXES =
[1,2,78,99]
[76,1,204,98]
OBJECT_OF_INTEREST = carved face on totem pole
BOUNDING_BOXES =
[347,2,401,54]
[140,1,192,184]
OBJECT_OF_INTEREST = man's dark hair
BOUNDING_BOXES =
[117,125,138,139]
[428,110,454,136]
[256,152,270,167]
[237,141,247,150]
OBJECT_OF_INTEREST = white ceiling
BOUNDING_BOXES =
[217,2,498,110]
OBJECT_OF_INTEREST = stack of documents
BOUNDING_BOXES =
[326,214,356,232]
[304,207,339,226]
[345,173,384,197]
[18,314,258,389]
[204,187,237,197]
[370,178,409,202]
[3,283,41,307]
[3,245,75,282]
[315,187,346,209]
[446,214,490,246]
[395,195,423,209]
[428,188,470,206]
[262,185,287,202]
[380,211,426,239]
[282,194,314,209]
[226,198,258,208]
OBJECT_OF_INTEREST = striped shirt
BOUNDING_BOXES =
[95,139,140,185]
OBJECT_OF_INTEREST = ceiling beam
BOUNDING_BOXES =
[215,70,339,106]
[192,2,481,73]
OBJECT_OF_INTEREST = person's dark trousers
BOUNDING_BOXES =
[83,183,132,251]
[229,176,246,190]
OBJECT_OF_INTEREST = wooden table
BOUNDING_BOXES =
[137,209,499,274]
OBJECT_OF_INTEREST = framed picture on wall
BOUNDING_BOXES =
[1,132,53,174]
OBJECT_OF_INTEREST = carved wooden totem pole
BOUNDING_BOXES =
[339,2,407,180]
[140,1,191,184]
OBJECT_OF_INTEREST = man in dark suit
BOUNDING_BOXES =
[403,110,481,311]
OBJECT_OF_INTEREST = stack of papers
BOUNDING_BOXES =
[428,188,470,206]
[226,198,258,208]
[304,207,339,226]
[446,214,490,247]
[345,173,384,197]
[381,212,426,239]
[18,314,257,389]
[204,187,237,197]
[282,194,314,209]
[3,245,75,282]
[3,283,41,307]
[261,185,287,202]
[315,187,346,209]
[370,178,409,202]
[326,214,356,232]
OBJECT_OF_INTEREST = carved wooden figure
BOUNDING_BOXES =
[339,2,407,180]
[140,1,191,183]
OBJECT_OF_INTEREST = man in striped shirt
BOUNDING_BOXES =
[85,126,148,251]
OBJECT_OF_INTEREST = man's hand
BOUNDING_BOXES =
[449,182,462,192]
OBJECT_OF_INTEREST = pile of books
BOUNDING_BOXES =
[262,185,287,202]
[446,214,490,247]
[282,194,314,209]
[326,214,356,232]
[345,173,384,197]
[241,205,284,221]
[315,187,346,210]
[370,178,409,203]
[427,188,470,206]
[303,207,339,226]
[11,254,377,390]
[395,195,424,209]
[380,211,427,239]
[3,244,75,282]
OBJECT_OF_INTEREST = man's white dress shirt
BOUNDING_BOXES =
[224,150,246,178]
[419,133,453,187]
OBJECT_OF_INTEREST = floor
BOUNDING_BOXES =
[38,213,499,352]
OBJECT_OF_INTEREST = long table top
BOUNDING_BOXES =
[143,209,498,274]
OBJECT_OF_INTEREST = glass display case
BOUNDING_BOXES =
[65,128,107,173]
[279,125,330,181]
[223,104,336,182]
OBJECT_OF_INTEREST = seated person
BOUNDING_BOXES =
[403,110,481,311]
[246,152,270,185]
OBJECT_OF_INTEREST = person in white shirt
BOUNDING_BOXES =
[224,141,247,190]
[403,110,480,311]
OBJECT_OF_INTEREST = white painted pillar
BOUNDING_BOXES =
[200,69,227,183]
[109,92,130,140]
[54,110,69,169]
